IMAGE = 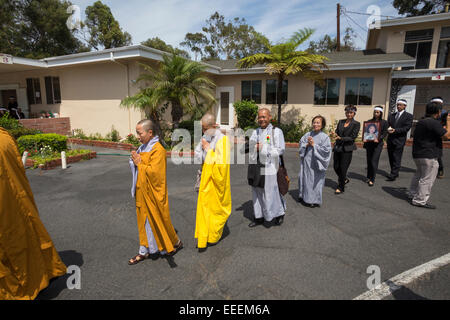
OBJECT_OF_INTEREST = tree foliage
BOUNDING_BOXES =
[0,0,89,58]
[238,28,328,125]
[393,0,447,16]
[141,37,190,59]
[123,54,216,130]
[307,28,357,54]
[84,0,132,50]
[180,11,269,60]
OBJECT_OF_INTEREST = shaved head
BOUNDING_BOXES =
[258,108,271,117]
[201,113,216,128]
[137,119,154,132]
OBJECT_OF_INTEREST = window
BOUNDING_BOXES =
[436,26,450,68]
[344,78,374,105]
[403,29,433,69]
[314,78,340,105]
[26,78,42,104]
[241,80,261,103]
[266,80,288,104]
[45,76,61,104]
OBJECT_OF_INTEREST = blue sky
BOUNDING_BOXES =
[72,0,402,54]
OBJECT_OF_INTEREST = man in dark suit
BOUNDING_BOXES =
[386,99,414,181]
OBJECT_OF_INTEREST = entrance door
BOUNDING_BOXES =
[216,87,234,129]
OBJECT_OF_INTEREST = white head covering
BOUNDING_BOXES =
[396,99,407,106]
[431,98,444,104]
[374,106,384,112]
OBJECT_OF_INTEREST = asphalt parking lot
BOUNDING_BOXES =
[31,146,450,300]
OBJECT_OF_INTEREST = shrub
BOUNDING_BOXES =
[0,113,21,130]
[277,116,312,143]
[17,133,68,154]
[7,127,42,139]
[125,134,140,147]
[72,128,88,140]
[105,126,121,142]
[234,100,258,130]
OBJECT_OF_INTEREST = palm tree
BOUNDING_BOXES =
[120,87,168,141]
[238,28,328,125]
[137,54,216,129]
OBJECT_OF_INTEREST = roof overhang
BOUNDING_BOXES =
[0,54,47,74]
[378,12,450,28]
[392,68,450,79]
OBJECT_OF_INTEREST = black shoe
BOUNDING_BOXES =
[249,218,264,228]
[274,216,284,226]
[437,170,444,179]
[411,202,436,209]
[386,175,397,181]
[344,178,350,184]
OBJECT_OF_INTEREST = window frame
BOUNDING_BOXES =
[26,78,42,105]
[344,77,374,106]
[403,29,434,69]
[265,79,288,105]
[241,80,262,104]
[45,76,62,104]
[313,78,341,105]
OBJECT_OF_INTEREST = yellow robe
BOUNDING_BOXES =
[135,142,179,253]
[195,135,231,248]
[0,128,66,300]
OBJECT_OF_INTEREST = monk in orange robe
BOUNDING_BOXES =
[0,128,67,300]
[128,119,182,265]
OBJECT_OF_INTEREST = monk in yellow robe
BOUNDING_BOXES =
[128,119,182,265]
[0,128,67,300]
[194,114,232,249]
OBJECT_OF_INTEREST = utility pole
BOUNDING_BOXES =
[337,3,341,52]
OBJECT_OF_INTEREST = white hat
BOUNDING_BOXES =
[374,106,384,112]
[396,99,407,106]
[431,98,444,104]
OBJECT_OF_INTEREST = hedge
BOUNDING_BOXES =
[17,133,68,154]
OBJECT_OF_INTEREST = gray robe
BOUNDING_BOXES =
[298,131,331,205]
[250,124,286,221]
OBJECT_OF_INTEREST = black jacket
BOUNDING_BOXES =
[333,119,361,152]
[363,119,389,149]
[387,111,413,146]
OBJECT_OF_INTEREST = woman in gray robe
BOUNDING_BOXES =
[298,115,332,207]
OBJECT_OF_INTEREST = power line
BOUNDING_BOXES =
[342,8,397,19]
[342,11,368,33]
[342,13,367,47]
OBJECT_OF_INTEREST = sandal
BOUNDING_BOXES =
[167,240,183,256]
[368,181,374,187]
[128,253,149,265]
[335,188,343,194]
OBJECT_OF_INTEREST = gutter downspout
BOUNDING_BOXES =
[110,52,132,134]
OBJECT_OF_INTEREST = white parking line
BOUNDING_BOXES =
[354,253,450,300]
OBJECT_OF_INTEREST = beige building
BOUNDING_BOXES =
[2,12,449,139]
[367,12,450,119]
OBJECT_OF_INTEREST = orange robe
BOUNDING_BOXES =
[0,128,66,300]
[135,142,179,253]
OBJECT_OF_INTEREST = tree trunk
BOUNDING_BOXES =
[277,74,284,126]
[171,101,183,129]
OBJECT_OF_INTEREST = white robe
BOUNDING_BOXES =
[298,131,331,205]
[249,124,286,221]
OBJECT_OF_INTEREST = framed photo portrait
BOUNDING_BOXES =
[363,121,380,142]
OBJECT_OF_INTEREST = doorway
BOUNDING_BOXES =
[216,87,234,129]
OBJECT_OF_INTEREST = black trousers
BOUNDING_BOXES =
[387,142,405,178]
[438,157,443,172]
[333,151,353,191]
[366,143,383,182]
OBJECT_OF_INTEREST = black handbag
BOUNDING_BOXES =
[277,154,290,195]
[247,152,265,188]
